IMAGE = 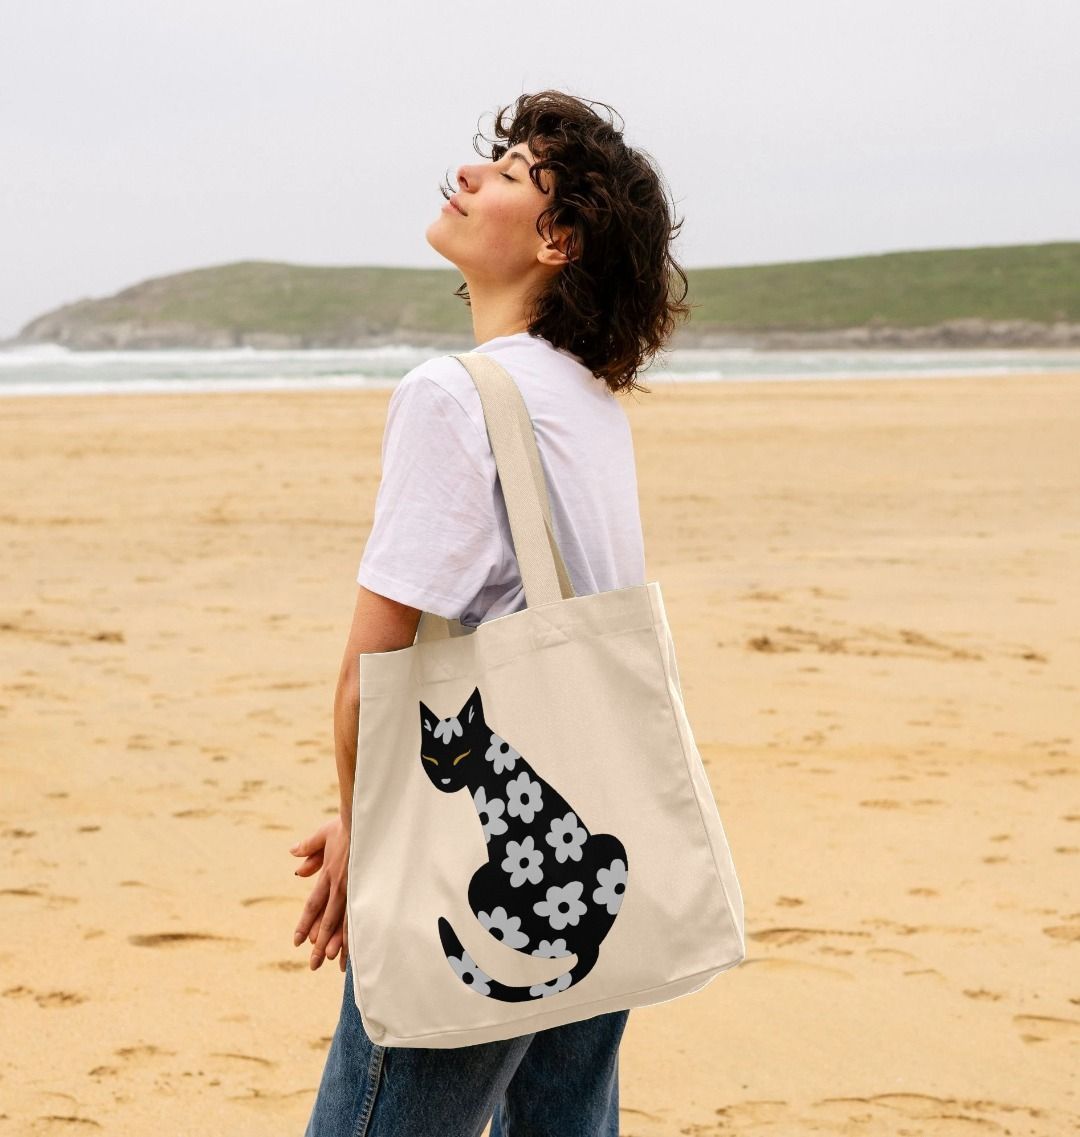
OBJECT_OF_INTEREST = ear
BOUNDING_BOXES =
[462,686,483,725]
[419,700,436,733]
[537,222,575,268]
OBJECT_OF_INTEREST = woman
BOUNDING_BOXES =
[290,89,689,1137]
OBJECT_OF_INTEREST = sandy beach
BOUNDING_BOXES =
[1,370,1077,1135]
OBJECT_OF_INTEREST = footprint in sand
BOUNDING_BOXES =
[751,926,872,948]
[1013,1014,1080,1043]
[3,985,88,1008]
[0,885,78,907]
[115,1043,174,1060]
[1043,925,1080,943]
[239,895,296,908]
[128,932,245,947]
[805,1092,1045,1130]
[865,947,920,965]
[34,1113,105,1128]
[208,1050,276,1067]
[745,622,986,661]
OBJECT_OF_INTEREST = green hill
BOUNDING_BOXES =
[9,241,1080,351]
[687,242,1079,328]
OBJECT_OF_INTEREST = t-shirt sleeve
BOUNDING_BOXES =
[356,372,500,620]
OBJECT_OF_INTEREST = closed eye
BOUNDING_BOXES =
[453,749,472,765]
[501,173,515,181]
[422,755,439,765]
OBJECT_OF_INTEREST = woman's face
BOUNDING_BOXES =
[426,142,568,285]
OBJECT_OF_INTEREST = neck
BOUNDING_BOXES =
[464,277,538,347]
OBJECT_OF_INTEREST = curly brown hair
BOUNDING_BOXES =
[443,90,692,396]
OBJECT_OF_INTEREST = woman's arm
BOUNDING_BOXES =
[334,584,423,824]
[291,584,422,971]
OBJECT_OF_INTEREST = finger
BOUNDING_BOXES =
[310,918,335,970]
[327,906,350,959]
[290,826,328,857]
[293,850,325,878]
[338,913,349,972]
[325,927,342,960]
[312,886,346,966]
[293,874,330,947]
[315,884,344,951]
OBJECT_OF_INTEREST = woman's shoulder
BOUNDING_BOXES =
[395,339,622,432]
[386,354,489,444]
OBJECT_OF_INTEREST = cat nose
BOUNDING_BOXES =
[440,778,451,785]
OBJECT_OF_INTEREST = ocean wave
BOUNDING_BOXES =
[1,343,1078,396]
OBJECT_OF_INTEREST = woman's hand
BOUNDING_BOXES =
[290,814,351,972]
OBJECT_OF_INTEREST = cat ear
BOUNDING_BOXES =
[418,700,436,733]
[462,686,483,724]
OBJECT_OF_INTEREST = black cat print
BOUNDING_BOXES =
[419,686,629,1003]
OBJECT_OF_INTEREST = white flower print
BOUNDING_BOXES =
[533,880,588,931]
[531,938,572,959]
[485,732,520,775]
[433,715,463,744]
[545,810,587,864]
[501,835,545,887]
[529,971,573,999]
[472,785,508,843]
[478,905,530,949]
[593,857,628,915]
[447,949,491,995]
[505,771,543,824]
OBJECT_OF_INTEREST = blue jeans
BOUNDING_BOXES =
[304,952,629,1136]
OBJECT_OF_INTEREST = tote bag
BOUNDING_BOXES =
[345,351,745,1049]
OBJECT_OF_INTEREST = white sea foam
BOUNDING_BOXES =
[0,343,1078,396]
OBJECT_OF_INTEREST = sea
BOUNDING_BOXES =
[1,342,1079,396]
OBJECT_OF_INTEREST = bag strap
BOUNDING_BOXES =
[413,351,576,643]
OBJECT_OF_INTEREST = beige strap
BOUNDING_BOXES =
[414,352,577,643]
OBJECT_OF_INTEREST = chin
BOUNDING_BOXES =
[424,220,451,257]
[425,223,465,272]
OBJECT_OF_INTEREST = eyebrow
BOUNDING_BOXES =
[503,151,531,168]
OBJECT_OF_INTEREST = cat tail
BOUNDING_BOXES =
[438,916,599,1004]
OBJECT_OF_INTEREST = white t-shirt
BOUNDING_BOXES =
[357,329,646,627]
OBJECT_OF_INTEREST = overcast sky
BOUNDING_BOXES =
[2,0,1077,339]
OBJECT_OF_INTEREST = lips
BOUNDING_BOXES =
[449,196,467,215]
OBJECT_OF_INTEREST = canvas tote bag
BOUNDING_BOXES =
[345,351,745,1049]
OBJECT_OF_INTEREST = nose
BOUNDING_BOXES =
[455,161,486,194]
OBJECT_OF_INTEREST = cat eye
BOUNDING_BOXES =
[453,749,471,766]
[422,755,439,766]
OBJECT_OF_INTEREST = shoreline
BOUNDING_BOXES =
[3,360,1080,400]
